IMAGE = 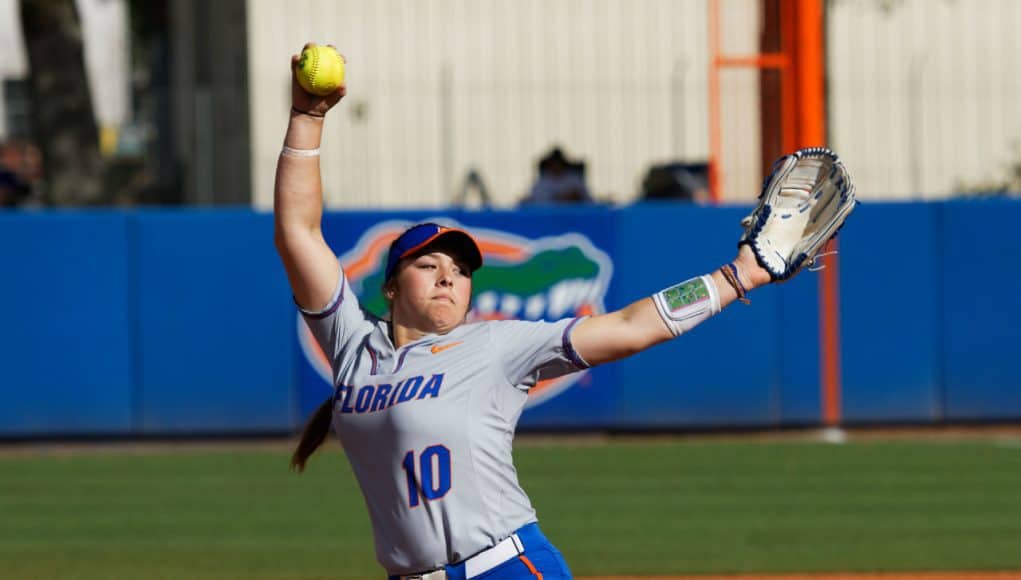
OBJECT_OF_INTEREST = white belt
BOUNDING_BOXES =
[464,532,525,577]
[400,532,525,580]
[399,571,446,580]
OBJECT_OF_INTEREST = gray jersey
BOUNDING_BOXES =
[301,269,589,575]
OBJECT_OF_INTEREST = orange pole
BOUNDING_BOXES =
[795,0,826,148]
[715,0,838,424]
[820,240,842,425]
[708,0,722,204]
[717,54,789,68]
[790,0,840,426]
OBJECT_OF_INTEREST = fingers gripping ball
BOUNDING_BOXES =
[297,45,345,96]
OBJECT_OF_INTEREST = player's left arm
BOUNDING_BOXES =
[574,147,856,368]
[571,245,771,366]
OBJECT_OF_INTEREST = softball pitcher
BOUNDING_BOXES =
[275,44,854,580]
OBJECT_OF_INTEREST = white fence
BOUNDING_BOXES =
[248,0,1021,208]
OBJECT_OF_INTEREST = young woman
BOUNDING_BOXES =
[276,45,774,580]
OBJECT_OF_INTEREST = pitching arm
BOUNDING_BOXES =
[274,46,346,312]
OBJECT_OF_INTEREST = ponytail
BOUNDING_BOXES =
[290,397,335,472]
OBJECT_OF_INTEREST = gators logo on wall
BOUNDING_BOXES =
[298,219,614,408]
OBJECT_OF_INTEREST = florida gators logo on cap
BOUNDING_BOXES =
[298,219,613,408]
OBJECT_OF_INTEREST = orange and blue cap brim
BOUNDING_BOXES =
[385,223,483,280]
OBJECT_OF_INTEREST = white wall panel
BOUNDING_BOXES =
[248,0,713,209]
[829,0,1021,200]
[716,0,762,202]
[254,0,1021,207]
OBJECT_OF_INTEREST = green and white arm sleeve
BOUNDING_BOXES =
[651,275,722,337]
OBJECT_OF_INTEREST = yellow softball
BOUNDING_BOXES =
[296,45,345,96]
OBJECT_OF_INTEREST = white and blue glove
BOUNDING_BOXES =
[740,147,857,282]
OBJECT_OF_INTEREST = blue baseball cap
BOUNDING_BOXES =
[385,223,484,281]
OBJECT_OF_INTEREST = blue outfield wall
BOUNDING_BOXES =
[941,200,1021,420]
[611,204,784,428]
[0,213,134,435]
[0,200,1019,437]
[839,203,944,422]
[132,211,296,434]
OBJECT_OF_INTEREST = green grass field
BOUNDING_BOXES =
[2,437,1021,579]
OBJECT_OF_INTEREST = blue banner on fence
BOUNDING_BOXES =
[3,200,1021,437]
[0,212,134,436]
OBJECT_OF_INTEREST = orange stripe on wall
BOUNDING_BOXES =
[477,240,526,261]
[344,233,529,280]
[345,236,398,278]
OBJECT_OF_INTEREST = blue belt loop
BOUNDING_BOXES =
[444,561,467,580]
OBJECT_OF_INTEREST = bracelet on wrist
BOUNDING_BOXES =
[720,263,751,305]
[281,145,321,158]
[290,106,325,118]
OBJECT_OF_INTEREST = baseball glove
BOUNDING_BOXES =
[740,147,857,281]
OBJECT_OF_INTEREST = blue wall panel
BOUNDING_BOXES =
[942,200,1021,420]
[3,200,1021,438]
[777,273,822,424]
[0,212,134,435]
[611,203,779,428]
[134,211,295,433]
[840,203,942,422]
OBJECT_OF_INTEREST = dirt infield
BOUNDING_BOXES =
[582,573,1021,580]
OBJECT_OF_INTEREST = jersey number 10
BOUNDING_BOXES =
[401,445,452,507]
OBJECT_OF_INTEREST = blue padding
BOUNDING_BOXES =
[4,199,1021,438]
[777,272,821,424]
[942,200,1021,420]
[133,211,295,433]
[839,203,942,422]
[0,212,133,435]
[610,203,780,428]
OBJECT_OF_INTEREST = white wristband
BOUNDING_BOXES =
[281,145,321,158]
[651,274,722,337]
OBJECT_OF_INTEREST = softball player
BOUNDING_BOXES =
[276,45,773,580]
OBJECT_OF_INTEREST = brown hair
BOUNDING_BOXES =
[290,396,334,472]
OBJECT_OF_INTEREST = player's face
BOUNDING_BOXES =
[390,250,473,334]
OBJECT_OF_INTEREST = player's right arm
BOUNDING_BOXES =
[274,47,346,311]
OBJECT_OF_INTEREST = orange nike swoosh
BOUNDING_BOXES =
[430,341,463,354]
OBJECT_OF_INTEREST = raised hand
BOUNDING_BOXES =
[291,43,346,117]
